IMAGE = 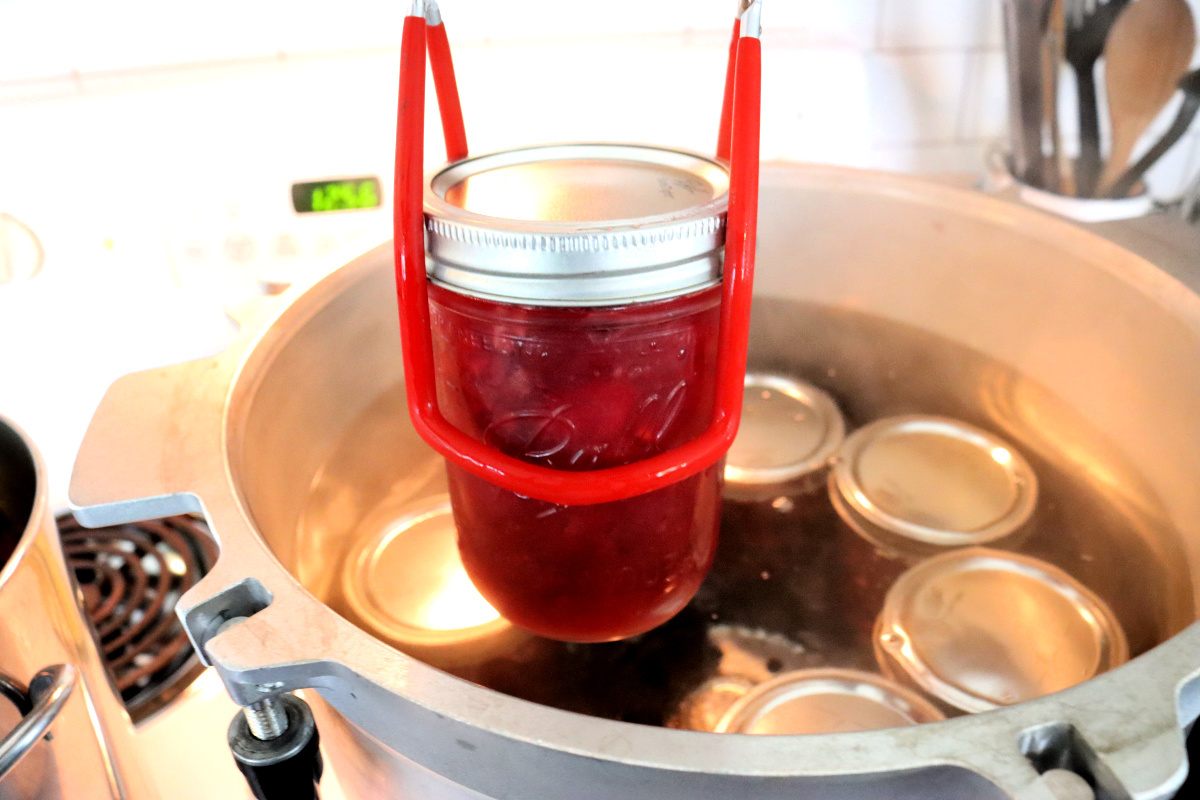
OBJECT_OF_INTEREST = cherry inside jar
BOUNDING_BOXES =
[430,284,723,642]
[412,143,734,642]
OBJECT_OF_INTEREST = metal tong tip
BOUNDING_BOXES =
[739,0,762,38]
[410,0,442,25]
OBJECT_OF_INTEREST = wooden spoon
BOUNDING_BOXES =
[1098,0,1196,195]
[1107,68,1200,197]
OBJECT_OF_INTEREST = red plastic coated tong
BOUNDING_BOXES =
[394,0,763,506]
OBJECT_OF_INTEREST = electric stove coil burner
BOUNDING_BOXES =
[56,514,217,720]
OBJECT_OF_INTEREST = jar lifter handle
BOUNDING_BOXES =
[393,1,762,506]
[718,1,761,160]
[423,1,468,163]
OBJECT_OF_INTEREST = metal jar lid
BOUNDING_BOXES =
[669,676,756,732]
[724,374,845,499]
[874,548,1129,714]
[340,495,514,660]
[829,415,1037,555]
[714,668,944,735]
[423,143,729,306]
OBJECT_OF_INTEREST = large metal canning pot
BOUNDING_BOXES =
[70,164,1200,799]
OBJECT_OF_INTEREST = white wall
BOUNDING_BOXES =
[1,0,1198,197]
[1,0,1197,509]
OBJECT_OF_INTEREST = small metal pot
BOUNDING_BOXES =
[0,417,138,798]
[71,164,1200,799]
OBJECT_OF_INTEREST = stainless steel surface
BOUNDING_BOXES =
[1001,0,1050,187]
[217,616,291,741]
[829,415,1037,553]
[0,664,75,779]
[243,695,287,741]
[1065,0,1129,197]
[228,693,319,768]
[70,164,1200,799]
[875,548,1128,714]
[0,417,148,799]
[724,373,844,497]
[424,143,729,306]
[1041,0,1064,194]
[714,668,943,735]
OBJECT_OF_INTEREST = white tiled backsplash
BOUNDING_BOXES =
[2,0,1198,509]
[1,0,1198,198]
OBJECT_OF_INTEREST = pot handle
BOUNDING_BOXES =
[69,358,225,526]
[0,665,76,780]
[961,629,1200,800]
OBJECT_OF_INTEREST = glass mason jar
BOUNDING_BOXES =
[421,144,732,642]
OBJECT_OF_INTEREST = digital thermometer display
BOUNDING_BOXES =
[291,177,382,214]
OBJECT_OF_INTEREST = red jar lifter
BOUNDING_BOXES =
[394,0,762,506]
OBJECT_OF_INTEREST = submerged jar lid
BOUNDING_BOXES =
[670,676,756,732]
[424,143,729,307]
[340,495,514,660]
[724,373,846,498]
[829,415,1037,555]
[714,668,944,735]
[874,548,1129,714]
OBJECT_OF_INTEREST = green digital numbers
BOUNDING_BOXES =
[292,177,383,214]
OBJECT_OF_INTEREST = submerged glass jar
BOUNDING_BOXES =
[422,144,731,642]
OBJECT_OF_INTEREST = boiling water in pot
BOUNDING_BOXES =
[297,296,1194,727]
